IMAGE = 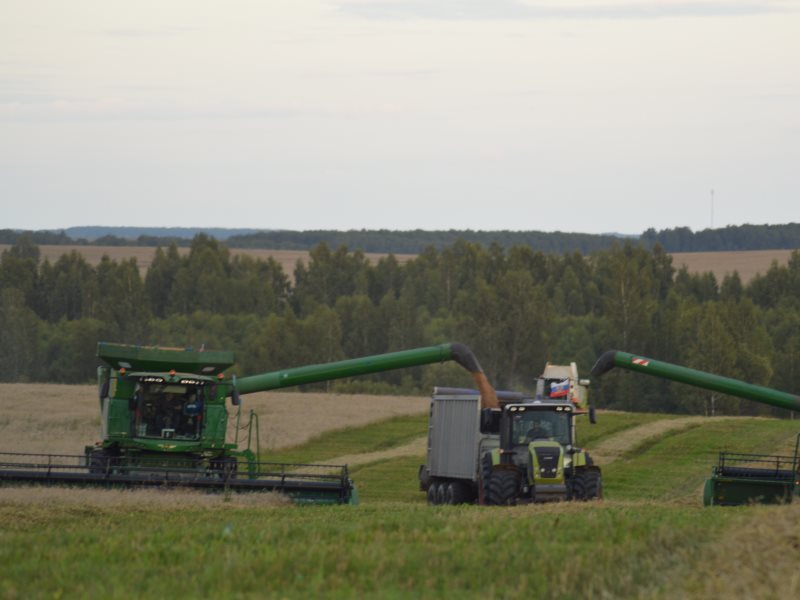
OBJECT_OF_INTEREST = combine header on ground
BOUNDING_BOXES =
[0,342,494,504]
[591,350,800,505]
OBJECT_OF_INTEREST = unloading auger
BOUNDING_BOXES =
[591,350,799,505]
[0,342,496,504]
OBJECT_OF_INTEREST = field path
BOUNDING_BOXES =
[589,416,745,464]
[307,436,428,470]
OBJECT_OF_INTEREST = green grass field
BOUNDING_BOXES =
[1,412,798,599]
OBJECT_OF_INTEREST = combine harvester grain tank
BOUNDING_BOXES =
[0,342,496,505]
[591,350,800,505]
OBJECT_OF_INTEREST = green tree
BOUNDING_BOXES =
[37,251,97,321]
[594,243,658,351]
[145,244,182,317]
[0,288,43,381]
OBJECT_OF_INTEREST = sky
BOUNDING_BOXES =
[1,0,798,235]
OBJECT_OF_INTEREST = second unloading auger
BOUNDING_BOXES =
[0,342,497,504]
[591,350,800,505]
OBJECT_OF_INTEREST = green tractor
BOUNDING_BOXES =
[0,341,495,504]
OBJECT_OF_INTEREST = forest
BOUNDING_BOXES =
[1,233,799,416]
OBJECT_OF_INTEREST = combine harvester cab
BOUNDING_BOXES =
[591,350,800,506]
[420,362,602,505]
[0,342,493,505]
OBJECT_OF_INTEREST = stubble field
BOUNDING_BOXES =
[1,383,798,598]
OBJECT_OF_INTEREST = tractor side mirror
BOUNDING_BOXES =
[231,388,241,407]
[480,408,502,434]
[589,405,597,425]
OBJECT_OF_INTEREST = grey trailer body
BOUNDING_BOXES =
[424,390,498,481]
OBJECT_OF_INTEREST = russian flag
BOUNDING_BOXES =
[550,379,570,398]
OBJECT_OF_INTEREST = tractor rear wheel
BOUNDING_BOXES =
[479,453,493,504]
[446,481,471,505]
[486,469,519,506]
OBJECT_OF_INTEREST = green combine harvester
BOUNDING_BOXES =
[591,350,800,506]
[0,342,495,504]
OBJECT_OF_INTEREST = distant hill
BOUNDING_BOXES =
[64,226,263,241]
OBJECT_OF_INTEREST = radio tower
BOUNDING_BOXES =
[710,188,715,229]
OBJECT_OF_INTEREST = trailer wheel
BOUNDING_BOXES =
[486,469,519,506]
[435,482,447,505]
[427,483,438,505]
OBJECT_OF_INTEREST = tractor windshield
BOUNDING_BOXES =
[134,382,205,440]
[511,410,571,446]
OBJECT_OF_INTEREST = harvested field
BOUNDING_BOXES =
[0,383,429,454]
[671,249,795,283]
[0,244,415,281]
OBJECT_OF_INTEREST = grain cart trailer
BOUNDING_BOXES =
[0,342,495,504]
[591,350,800,505]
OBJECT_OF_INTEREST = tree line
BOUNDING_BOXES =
[1,234,799,416]
[3,222,800,254]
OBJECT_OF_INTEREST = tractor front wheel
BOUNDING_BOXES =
[570,470,603,501]
[485,469,520,506]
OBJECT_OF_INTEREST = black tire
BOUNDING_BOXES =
[584,470,603,500]
[479,452,493,504]
[435,482,447,505]
[427,482,438,505]
[446,481,471,505]
[486,469,520,506]
[570,470,602,501]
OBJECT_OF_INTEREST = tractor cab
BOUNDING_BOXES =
[508,404,573,446]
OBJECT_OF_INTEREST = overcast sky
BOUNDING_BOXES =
[1,1,798,234]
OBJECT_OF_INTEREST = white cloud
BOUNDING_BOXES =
[341,0,797,20]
